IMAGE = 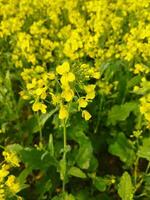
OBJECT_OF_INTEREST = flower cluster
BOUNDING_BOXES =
[0,151,22,199]
[1,0,150,122]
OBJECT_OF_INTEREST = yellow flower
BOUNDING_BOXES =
[6,175,20,193]
[84,85,95,93]
[133,86,139,92]
[32,102,47,113]
[2,151,20,167]
[78,98,88,108]
[0,165,9,182]
[133,64,145,74]
[35,88,44,96]
[60,72,75,86]
[26,78,36,90]
[0,186,5,200]
[56,62,70,75]
[84,84,96,100]
[67,72,75,82]
[19,91,29,100]
[48,72,55,80]
[93,72,100,79]
[82,110,91,121]
[60,75,69,87]
[61,89,74,102]
[59,105,68,120]
[51,93,61,105]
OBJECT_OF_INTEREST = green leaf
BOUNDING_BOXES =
[107,102,138,125]
[127,75,141,89]
[17,167,32,184]
[138,138,150,161]
[93,177,107,192]
[59,158,66,181]
[52,193,75,200]
[76,137,93,169]
[48,134,54,156]
[76,189,90,200]
[118,172,134,200]
[68,166,86,178]
[109,133,135,166]
[5,143,23,153]
[19,147,58,170]
[68,116,93,170]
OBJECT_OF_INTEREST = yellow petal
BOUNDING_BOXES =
[56,61,70,75]
[67,72,75,82]
[32,102,40,112]
[35,88,43,96]
[84,84,95,93]
[86,91,95,100]
[78,98,88,108]
[59,105,68,120]
[60,74,69,86]
[61,89,74,102]
[40,104,47,113]
[32,102,47,113]
[82,110,91,121]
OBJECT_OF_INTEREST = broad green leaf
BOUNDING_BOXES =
[138,138,150,161]
[109,132,135,166]
[76,136,93,169]
[118,172,134,200]
[68,116,93,169]
[68,166,86,178]
[19,147,58,170]
[107,102,138,125]
[93,177,107,192]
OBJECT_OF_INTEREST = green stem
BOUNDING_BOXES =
[145,161,150,174]
[37,113,42,146]
[134,157,139,186]
[62,120,67,193]
[94,95,104,133]
[0,145,4,149]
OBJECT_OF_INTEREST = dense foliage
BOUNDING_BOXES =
[1,0,150,199]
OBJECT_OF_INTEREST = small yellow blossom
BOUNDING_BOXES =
[84,84,96,100]
[19,91,29,100]
[92,72,100,79]
[82,110,91,121]
[78,98,88,108]
[3,151,20,167]
[59,105,68,120]
[0,166,9,182]
[60,72,75,86]
[133,86,139,92]
[32,102,47,113]
[6,175,20,193]
[61,89,74,102]
[133,64,145,74]
[67,72,75,82]
[48,72,55,80]
[51,93,61,105]
[56,62,70,75]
